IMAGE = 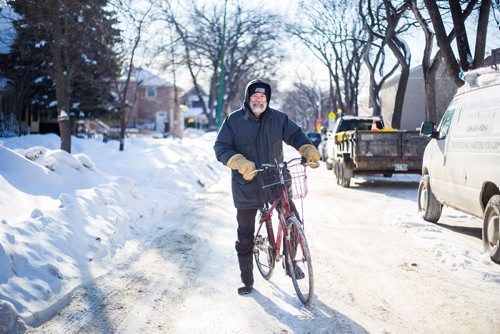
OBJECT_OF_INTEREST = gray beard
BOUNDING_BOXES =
[251,102,267,117]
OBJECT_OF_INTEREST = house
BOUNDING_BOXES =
[123,67,182,135]
[374,51,500,131]
[180,85,210,129]
[377,62,457,131]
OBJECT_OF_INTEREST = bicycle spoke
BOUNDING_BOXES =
[254,220,275,280]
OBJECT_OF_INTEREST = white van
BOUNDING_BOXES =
[418,67,500,264]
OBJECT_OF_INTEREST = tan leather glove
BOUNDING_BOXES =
[227,153,257,181]
[298,144,320,168]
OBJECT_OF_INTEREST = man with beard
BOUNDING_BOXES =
[214,78,320,295]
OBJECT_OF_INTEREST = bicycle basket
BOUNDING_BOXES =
[260,169,284,200]
[288,163,308,199]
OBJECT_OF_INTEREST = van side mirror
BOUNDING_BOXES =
[420,121,438,138]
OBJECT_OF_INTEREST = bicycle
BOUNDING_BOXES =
[251,157,315,306]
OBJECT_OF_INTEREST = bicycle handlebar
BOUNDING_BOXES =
[249,157,317,175]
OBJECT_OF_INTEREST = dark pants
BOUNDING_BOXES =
[235,208,258,288]
[234,201,299,287]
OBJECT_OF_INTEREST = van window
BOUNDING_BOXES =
[437,99,459,139]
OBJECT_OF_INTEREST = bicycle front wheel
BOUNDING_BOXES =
[285,215,314,305]
[254,220,275,280]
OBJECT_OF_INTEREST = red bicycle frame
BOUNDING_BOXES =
[255,181,295,261]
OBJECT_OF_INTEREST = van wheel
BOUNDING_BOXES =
[483,195,500,264]
[417,175,442,223]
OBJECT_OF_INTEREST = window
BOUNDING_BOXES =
[191,100,202,108]
[145,86,157,98]
[437,100,459,139]
[338,119,382,131]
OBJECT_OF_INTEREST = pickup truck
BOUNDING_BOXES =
[325,115,430,187]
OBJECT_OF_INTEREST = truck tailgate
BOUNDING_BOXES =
[352,131,429,173]
[402,132,430,158]
[356,132,400,157]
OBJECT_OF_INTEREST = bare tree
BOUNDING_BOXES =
[424,0,491,88]
[110,0,155,151]
[360,0,416,128]
[409,0,476,122]
[288,0,366,117]
[359,0,400,117]
[382,0,413,128]
[282,81,329,131]
[158,0,284,126]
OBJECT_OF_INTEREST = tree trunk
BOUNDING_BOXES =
[386,35,410,129]
[410,0,435,123]
[424,0,464,88]
[391,62,408,129]
[449,0,472,71]
[473,0,491,68]
[47,0,72,153]
[426,53,442,123]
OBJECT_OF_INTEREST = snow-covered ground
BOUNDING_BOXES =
[1,132,499,333]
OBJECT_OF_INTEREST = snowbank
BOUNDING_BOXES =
[0,132,225,329]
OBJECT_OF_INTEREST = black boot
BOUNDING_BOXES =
[237,286,253,295]
[237,254,254,294]
[285,260,305,280]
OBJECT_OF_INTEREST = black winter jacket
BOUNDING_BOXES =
[213,79,311,209]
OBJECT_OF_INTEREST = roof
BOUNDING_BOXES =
[125,67,173,87]
[181,85,208,97]
[384,59,450,85]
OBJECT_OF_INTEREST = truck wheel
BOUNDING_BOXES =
[483,195,500,264]
[332,162,340,184]
[383,173,393,178]
[337,163,343,185]
[340,161,351,188]
[417,175,442,223]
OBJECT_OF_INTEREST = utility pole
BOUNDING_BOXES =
[216,0,228,129]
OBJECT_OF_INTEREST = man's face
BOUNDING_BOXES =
[250,92,267,117]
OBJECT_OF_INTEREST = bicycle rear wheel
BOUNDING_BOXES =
[254,219,275,280]
[285,215,314,305]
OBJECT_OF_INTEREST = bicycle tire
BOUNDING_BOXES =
[254,219,275,280]
[285,215,314,305]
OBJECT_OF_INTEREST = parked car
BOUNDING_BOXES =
[418,67,500,263]
[307,131,322,149]
[319,130,331,162]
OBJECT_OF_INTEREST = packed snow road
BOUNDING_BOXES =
[29,165,500,333]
